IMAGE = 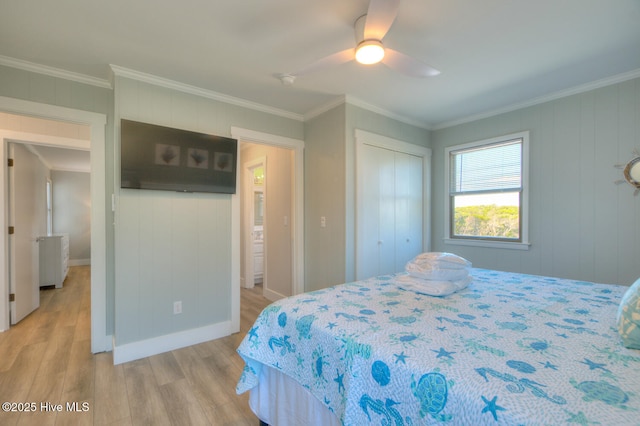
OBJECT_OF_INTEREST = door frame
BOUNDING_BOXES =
[354,129,432,280]
[231,127,304,297]
[0,96,109,353]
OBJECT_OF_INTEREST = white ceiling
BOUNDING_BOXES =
[1,0,639,129]
[25,144,90,173]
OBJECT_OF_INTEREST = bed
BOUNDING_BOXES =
[236,268,640,425]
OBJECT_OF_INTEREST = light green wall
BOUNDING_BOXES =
[304,105,347,291]
[0,65,305,348]
[52,170,91,262]
[113,76,303,346]
[431,77,640,285]
[304,103,430,290]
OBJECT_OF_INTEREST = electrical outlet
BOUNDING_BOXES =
[173,301,182,315]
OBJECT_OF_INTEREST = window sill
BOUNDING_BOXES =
[443,238,530,251]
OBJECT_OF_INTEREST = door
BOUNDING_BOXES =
[356,142,424,280]
[394,151,423,272]
[8,143,41,324]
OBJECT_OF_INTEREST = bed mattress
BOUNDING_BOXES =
[237,269,640,425]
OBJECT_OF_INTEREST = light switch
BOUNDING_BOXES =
[320,216,326,227]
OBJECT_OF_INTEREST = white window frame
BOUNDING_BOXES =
[444,131,530,250]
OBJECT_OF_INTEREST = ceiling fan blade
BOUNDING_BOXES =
[382,48,440,78]
[364,0,400,41]
[292,48,354,76]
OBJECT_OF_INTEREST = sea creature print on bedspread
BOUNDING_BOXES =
[236,269,640,425]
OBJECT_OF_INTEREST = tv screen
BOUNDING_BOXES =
[120,119,237,194]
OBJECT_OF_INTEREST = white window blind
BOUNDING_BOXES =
[450,139,522,195]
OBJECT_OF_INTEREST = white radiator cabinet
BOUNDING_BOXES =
[39,234,69,288]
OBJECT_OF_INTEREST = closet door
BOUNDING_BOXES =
[358,143,385,280]
[377,146,397,276]
[356,143,424,280]
[394,151,423,272]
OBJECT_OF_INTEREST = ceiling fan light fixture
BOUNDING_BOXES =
[355,40,385,65]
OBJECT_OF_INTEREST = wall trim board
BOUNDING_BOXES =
[304,95,432,131]
[355,129,433,157]
[112,321,233,365]
[263,286,286,303]
[110,65,303,122]
[433,68,640,130]
[0,55,112,89]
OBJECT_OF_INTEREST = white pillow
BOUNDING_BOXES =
[409,252,472,269]
[617,277,640,349]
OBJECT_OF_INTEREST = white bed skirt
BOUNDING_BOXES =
[249,365,341,426]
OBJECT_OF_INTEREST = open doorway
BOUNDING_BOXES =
[7,139,91,324]
[232,127,304,305]
[240,144,294,301]
[0,97,109,353]
[5,128,90,324]
[242,157,266,291]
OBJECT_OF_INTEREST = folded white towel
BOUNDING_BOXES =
[405,262,470,281]
[405,252,472,281]
[395,274,472,297]
[409,252,472,269]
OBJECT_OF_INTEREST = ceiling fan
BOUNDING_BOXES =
[279,0,440,85]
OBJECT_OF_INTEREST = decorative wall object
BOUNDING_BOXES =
[615,149,640,196]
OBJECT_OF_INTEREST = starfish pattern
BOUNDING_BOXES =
[433,347,456,359]
[481,395,506,421]
[581,358,610,372]
[248,326,259,340]
[540,361,558,370]
[394,351,409,364]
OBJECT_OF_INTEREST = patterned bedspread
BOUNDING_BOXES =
[236,269,640,425]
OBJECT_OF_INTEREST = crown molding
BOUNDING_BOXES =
[344,95,432,130]
[433,68,640,130]
[303,95,347,121]
[304,94,432,130]
[0,55,112,89]
[109,65,304,122]
[6,55,637,133]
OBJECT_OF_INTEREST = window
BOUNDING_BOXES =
[444,131,529,249]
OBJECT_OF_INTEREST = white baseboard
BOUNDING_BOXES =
[112,321,233,365]
[263,286,285,302]
[69,258,91,266]
[241,276,254,289]
[93,334,113,354]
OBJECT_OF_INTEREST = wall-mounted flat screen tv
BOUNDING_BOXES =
[120,119,237,194]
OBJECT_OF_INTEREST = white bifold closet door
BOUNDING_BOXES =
[357,143,423,280]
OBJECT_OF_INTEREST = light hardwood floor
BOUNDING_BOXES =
[0,266,272,425]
